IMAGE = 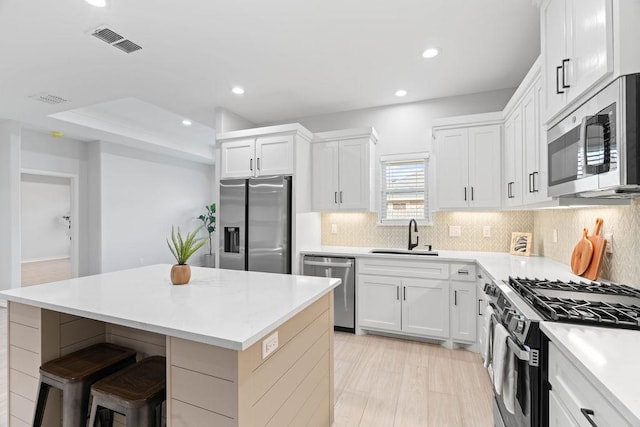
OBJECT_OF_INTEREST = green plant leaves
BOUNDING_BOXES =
[167,225,206,265]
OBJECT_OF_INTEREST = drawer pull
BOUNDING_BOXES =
[580,408,598,427]
[457,269,469,275]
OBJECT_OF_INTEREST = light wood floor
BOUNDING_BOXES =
[332,332,493,427]
[0,310,492,427]
[21,258,71,287]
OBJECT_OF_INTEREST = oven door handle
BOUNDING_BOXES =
[507,336,530,362]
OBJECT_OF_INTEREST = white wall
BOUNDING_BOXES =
[21,175,72,261]
[264,88,514,156]
[0,121,21,291]
[99,143,213,273]
[215,107,256,133]
[21,130,95,276]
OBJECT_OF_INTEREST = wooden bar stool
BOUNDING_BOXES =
[33,342,137,427]
[87,355,167,427]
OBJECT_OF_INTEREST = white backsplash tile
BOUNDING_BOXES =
[321,201,640,287]
[321,211,535,253]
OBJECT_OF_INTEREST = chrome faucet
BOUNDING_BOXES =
[408,219,419,251]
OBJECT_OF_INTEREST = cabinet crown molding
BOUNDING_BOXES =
[312,127,378,144]
[216,123,313,143]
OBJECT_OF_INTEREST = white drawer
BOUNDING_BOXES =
[357,258,449,280]
[450,263,476,282]
[548,342,632,427]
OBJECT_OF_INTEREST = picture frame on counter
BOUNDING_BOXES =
[510,232,532,256]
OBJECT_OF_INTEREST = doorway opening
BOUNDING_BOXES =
[20,171,79,286]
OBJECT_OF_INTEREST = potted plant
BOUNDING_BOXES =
[198,203,216,268]
[167,225,206,285]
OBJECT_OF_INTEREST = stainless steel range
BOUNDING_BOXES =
[485,277,640,427]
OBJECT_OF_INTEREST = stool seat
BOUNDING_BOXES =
[41,343,137,383]
[88,356,167,427]
[34,343,137,427]
[92,355,166,408]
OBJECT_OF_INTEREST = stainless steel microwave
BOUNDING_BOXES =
[547,73,640,198]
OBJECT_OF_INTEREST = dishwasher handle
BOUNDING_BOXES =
[303,260,353,268]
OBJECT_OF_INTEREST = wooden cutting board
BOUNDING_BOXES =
[582,218,606,281]
[571,228,593,275]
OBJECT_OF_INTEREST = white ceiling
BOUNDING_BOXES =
[0,0,540,144]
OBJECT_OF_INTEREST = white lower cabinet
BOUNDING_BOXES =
[548,341,633,426]
[450,281,476,342]
[357,258,476,343]
[548,390,579,427]
[401,279,449,338]
[358,275,402,332]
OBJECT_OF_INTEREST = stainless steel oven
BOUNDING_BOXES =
[547,73,640,198]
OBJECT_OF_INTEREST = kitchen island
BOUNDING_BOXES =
[0,265,340,427]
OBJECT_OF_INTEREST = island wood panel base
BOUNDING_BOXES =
[168,292,335,427]
[6,303,168,427]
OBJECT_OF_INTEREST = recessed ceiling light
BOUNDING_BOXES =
[232,87,245,95]
[422,48,440,59]
[85,0,107,7]
[395,89,407,97]
[182,119,192,126]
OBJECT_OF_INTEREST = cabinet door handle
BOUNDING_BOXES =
[478,299,483,316]
[528,173,533,193]
[458,269,469,275]
[250,158,253,171]
[562,58,570,89]
[556,65,564,94]
[471,187,474,201]
[580,408,598,427]
[257,157,260,170]
[340,191,343,203]
[396,286,400,301]
[532,171,539,193]
[464,187,467,201]
[334,192,338,204]
[507,182,512,199]
[454,290,458,306]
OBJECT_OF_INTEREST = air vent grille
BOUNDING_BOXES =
[113,39,142,54]
[28,93,69,105]
[89,26,142,54]
[91,28,124,44]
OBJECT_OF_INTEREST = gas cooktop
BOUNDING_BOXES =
[507,277,640,330]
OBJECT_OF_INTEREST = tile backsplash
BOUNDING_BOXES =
[321,200,640,287]
[321,211,534,253]
[533,200,640,285]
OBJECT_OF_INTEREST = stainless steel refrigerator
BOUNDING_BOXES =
[219,176,292,274]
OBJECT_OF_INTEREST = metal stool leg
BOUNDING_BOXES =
[33,381,51,427]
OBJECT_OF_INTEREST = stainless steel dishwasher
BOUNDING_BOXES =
[302,255,355,332]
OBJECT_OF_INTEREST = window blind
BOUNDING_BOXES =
[379,158,429,223]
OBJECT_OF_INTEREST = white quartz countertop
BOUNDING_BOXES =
[300,246,586,283]
[0,264,340,351]
[541,322,640,424]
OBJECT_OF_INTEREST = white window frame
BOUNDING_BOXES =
[378,152,431,226]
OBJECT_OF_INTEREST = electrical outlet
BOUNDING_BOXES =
[449,225,461,237]
[604,233,613,254]
[552,229,558,243]
[331,223,338,234]
[483,225,491,238]
[262,331,279,359]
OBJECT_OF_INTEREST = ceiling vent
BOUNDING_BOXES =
[28,92,69,105]
[90,26,142,54]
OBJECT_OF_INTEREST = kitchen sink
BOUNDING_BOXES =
[369,248,439,256]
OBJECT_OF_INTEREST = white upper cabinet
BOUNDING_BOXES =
[220,135,294,179]
[311,128,377,212]
[434,116,502,210]
[503,109,523,207]
[501,58,552,208]
[255,135,294,177]
[542,0,613,121]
